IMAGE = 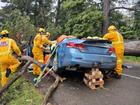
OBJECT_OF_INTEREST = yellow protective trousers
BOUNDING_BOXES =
[32,50,44,75]
[114,45,124,75]
[0,55,21,87]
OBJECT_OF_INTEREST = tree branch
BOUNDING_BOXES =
[110,7,137,12]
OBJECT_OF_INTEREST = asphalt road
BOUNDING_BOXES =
[47,64,140,105]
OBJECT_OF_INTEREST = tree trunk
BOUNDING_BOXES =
[55,0,61,27]
[34,0,38,26]
[124,48,140,56]
[38,0,45,27]
[41,76,60,105]
[102,0,110,34]
[124,41,140,56]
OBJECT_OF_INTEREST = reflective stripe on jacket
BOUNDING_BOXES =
[0,39,12,56]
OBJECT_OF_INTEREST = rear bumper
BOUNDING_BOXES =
[61,58,116,70]
[58,49,116,70]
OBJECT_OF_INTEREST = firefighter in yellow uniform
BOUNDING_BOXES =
[32,28,53,75]
[103,25,124,79]
[0,30,21,87]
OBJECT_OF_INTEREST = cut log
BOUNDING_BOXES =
[0,61,31,96]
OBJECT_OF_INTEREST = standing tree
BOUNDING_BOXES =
[102,0,110,34]
[134,0,140,39]
[102,0,137,34]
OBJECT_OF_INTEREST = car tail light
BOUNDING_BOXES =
[67,42,85,49]
[108,47,115,54]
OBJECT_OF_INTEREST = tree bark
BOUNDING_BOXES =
[38,0,45,27]
[41,70,65,105]
[55,0,61,27]
[110,7,137,12]
[124,48,140,56]
[34,0,38,26]
[102,0,110,34]
[124,41,140,56]
[41,76,60,105]
[21,56,43,67]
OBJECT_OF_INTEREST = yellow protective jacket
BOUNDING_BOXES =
[32,33,53,75]
[0,37,21,56]
[32,33,53,53]
[103,31,124,50]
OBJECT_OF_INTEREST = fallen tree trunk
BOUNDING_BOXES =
[21,56,42,67]
[41,71,65,105]
[124,48,140,56]
[41,76,60,105]
[41,68,65,105]
[0,61,31,96]
[124,41,140,57]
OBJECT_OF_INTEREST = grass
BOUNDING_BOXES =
[0,76,43,105]
[124,56,140,64]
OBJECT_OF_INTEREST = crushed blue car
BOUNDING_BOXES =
[51,37,116,73]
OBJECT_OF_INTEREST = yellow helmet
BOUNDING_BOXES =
[38,28,45,33]
[1,30,9,35]
[108,25,117,31]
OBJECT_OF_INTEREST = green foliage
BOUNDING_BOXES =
[120,26,135,39]
[0,0,139,39]
[10,0,32,13]
[2,9,35,39]
[110,11,126,28]
[47,22,62,39]
[0,77,43,105]
[60,0,102,37]
[2,0,53,27]
[63,0,85,11]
